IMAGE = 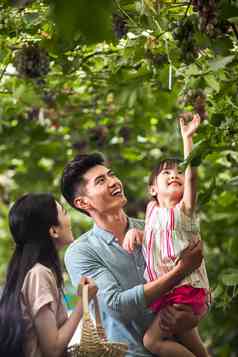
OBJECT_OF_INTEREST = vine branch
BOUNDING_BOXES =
[183,0,192,21]
[231,23,238,40]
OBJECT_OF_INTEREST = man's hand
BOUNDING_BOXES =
[178,240,203,277]
[159,304,199,335]
[180,113,201,139]
[122,228,144,253]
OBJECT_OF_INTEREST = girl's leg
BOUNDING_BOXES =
[143,313,196,357]
[178,328,209,357]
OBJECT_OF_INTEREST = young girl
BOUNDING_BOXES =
[0,193,97,357]
[123,114,210,357]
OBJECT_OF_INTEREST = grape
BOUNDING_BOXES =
[14,43,50,79]
[72,140,88,151]
[183,89,207,120]
[146,51,168,66]
[27,107,39,121]
[172,18,198,64]
[112,14,128,40]
[12,0,35,7]
[89,126,109,146]
[192,0,228,37]
[119,126,131,142]
[42,91,56,107]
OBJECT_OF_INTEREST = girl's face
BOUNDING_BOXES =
[50,202,74,248]
[150,164,185,202]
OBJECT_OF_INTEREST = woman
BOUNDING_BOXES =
[0,193,97,357]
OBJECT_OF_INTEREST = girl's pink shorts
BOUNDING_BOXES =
[149,284,207,315]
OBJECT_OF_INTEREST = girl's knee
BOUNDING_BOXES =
[143,332,164,355]
[143,333,155,353]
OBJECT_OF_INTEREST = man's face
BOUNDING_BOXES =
[80,165,127,214]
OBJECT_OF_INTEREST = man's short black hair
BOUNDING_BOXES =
[60,153,105,214]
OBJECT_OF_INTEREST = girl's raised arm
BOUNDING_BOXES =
[179,113,201,215]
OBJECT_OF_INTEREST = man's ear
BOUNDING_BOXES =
[149,185,157,197]
[74,196,91,211]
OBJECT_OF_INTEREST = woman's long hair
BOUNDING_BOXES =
[0,193,63,357]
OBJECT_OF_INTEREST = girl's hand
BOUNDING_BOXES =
[77,276,98,301]
[122,228,144,253]
[180,113,201,139]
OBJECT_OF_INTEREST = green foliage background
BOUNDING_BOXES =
[0,1,238,355]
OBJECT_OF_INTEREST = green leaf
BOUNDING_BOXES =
[51,0,114,44]
[212,285,224,299]
[182,64,201,77]
[198,176,216,207]
[228,17,238,24]
[224,176,238,190]
[210,113,225,127]
[219,4,238,20]
[179,139,210,169]
[205,75,220,92]
[221,270,238,287]
[209,56,235,71]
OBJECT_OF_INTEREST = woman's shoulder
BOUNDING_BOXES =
[27,263,54,278]
[22,263,57,293]
[21,264,63,321]
[21,264,60,313]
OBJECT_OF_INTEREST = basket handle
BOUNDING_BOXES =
[82,284,102,326]
[82,283,89,316]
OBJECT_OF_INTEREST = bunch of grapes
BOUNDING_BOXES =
[172,18,198,64]
[14,43,50,79]
[192,0,218,36]
[119,126,131,142]
[72,140,88,152]
[27,107,40,121]
[183,89,207,120]
[42,90,56,107]
[89,126,109,146]
[12,0,35,7]
[145,51,168,66]
[112,13,128,40]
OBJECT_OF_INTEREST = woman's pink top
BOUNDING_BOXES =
[20,263,68,357]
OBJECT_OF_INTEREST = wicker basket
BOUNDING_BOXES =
[67,285,128,357]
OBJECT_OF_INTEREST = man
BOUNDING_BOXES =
[61,153,204,356]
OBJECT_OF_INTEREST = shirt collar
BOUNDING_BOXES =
[93,217,132,245]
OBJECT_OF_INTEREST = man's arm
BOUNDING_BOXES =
[64,240,147,322]
[143,240,203,305]
[65,237,203,319]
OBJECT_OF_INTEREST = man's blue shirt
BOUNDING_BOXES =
[64,217,155,356]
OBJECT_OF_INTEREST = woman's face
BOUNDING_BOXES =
[50,201,74,247]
